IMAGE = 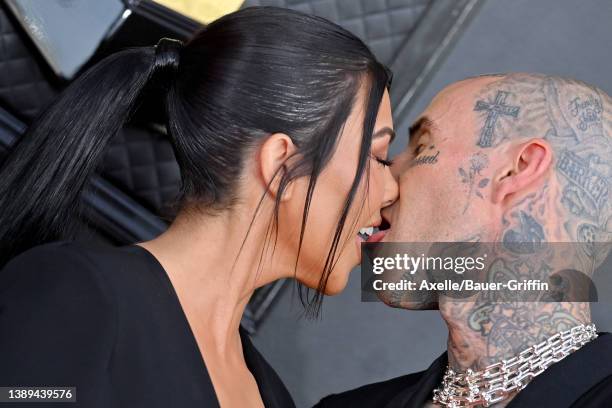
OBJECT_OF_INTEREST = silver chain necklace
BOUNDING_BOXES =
[432,323,597,407]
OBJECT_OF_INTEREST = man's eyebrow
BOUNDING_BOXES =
[408,116,435,145]
[373,126,396,144]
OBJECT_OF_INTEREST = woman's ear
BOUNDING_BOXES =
[259,133,297,201]
[492,138,553,204]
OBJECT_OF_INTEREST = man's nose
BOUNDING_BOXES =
[389,152,405,180]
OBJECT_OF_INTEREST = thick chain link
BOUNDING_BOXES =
[432,324,597,407]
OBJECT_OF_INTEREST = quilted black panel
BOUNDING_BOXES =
[0,2,184,222]
[101,126,181,219]
[0,4,59,121]
[242,0,432,65]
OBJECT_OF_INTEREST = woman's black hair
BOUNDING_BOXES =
[0,7,390,315]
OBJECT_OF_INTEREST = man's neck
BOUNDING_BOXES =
[440,300,591,371]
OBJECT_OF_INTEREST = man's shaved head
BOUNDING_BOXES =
[384,73,612,250]
[381,73,612,291]
[377,73,612,371]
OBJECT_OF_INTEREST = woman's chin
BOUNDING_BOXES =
[322,268,353,295]
[297,268,351,296]
[295,254,356,295]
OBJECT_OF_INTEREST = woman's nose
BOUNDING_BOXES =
[381,165,399,208]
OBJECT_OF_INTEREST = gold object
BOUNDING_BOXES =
[153,0,244,24]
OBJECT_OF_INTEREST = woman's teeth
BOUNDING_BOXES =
[358,226,375,240]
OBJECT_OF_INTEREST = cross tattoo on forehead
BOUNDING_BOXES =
[474,91,520,147]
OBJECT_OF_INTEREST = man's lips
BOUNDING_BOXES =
[379,217,391,231]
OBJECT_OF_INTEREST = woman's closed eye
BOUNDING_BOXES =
[372,154,394,167]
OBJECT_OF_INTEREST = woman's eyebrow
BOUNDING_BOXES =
[373,126,396,144]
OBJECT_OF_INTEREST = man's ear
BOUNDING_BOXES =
[259,133,297,201]
[492,138,553,204]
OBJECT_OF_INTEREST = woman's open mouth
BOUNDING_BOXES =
[357,217,391,243]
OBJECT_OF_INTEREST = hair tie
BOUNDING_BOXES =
[154,37,183,73]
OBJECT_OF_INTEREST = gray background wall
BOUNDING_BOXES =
[252,0,612,406]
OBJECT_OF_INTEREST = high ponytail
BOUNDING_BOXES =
[0,39,181,267]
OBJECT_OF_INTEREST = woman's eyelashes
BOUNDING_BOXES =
[372,154,394,167]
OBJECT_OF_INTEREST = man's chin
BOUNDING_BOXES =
[380,230,409,243]
[376,291,439,310]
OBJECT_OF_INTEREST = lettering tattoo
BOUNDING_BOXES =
[557,150,609,221]
[411,145,439,166]
[568,95,603,131]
